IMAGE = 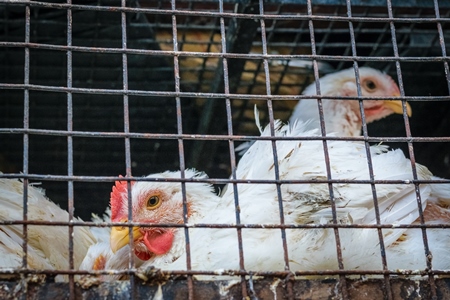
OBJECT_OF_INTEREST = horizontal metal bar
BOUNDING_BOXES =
[0,267,447,277]
[2,83,450,102]
[250,0,450,7]
[1,42,450,62]
[1,172,450,184]
[1,1,450,22]
[1,220,450,230]
[1,128,450,142]
[82,23,448,35]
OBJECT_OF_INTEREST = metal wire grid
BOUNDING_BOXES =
[1,0,450,299]
[142,1,450,179]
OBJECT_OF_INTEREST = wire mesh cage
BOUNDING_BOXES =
[1,0,450,299]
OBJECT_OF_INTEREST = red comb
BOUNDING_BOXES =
[110,175,133,221]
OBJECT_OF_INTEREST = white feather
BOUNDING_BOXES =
[0,177,97,281]
[129,121,450,278]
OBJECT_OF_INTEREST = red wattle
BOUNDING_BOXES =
[143,230,174,255]
[134,249,151,261]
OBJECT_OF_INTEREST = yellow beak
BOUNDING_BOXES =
[110,225,142,253]
[383,100,412,117]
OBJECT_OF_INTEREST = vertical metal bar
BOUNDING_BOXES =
[170,1,194,299]
[433,0,450,94]
[66,1,75,298]
[386,1,437,299]
[21,3,31,298]
[121,1,136,298]
[217,0,248,297]
[306,0,348,298]
[258,1,294,299]
[345,1,392,299]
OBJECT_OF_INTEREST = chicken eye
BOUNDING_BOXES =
[146,195,161,209]
[364,80,376,91]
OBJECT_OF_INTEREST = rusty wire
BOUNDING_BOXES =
[66,0,76,297]
[20,3,30,298]
[1,0,450,299]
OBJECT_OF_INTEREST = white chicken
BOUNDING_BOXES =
[235,67,411,155]
[289,66,412,136]
[0,177,97,281]
[287,66,450,270]
[109,170,219,266]
[109,121,450,279]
